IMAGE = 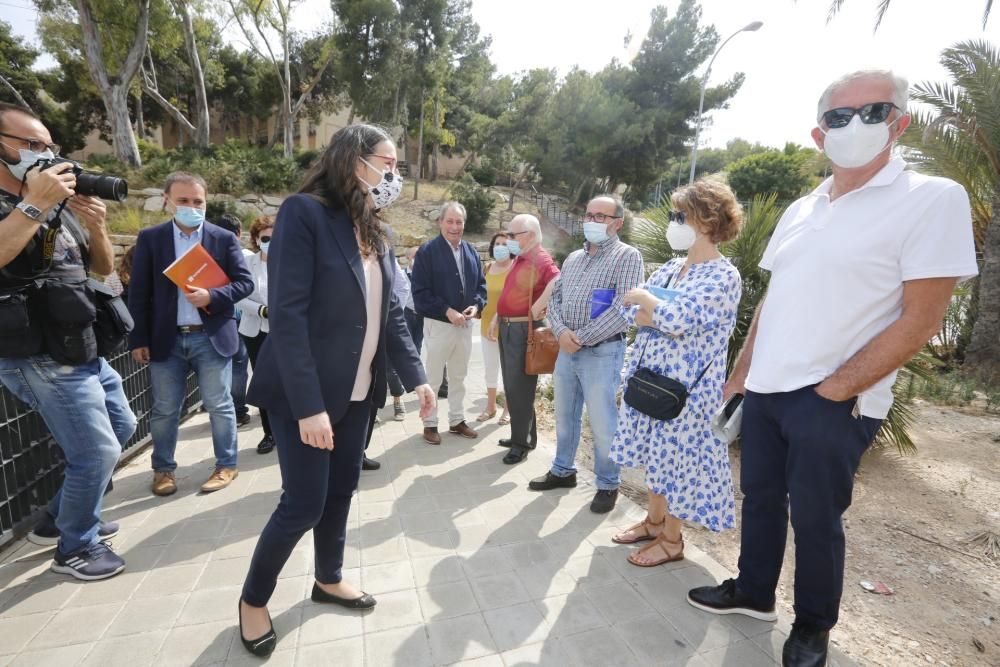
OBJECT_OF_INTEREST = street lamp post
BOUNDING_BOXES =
[688,20,763,184]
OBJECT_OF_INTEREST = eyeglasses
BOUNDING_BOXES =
[259,235,272,243]
[584,212,622,224]
[821,102,899,129]
[0,132,60,156]
[668,211,686,224]
[504,230,531,239]
[366,153,398,171]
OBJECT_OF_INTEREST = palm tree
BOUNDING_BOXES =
[902,40,1000,379]
[825,0,993,30]
[634,193,923,453]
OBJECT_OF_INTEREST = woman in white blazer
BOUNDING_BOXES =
[237,215,275,454]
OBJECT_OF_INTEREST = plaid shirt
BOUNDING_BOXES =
[547,236,644,346]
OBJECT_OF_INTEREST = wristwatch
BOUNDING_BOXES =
[15,201,44,221]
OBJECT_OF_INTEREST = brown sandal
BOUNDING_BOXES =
[611,516,666,544]
[627,532,684,567]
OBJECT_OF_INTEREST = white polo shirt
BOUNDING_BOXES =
[745,158,979,418]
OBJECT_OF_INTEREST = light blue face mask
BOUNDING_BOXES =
[582,221,610,244]
[506,239,522,256]
[492,245,510,261]
[173,206,205,229]
[259,241,270,254]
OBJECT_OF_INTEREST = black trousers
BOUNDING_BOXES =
[242,332,271,437]
[735,385,881,630]
[497,321,539,451]
[241,398,370,606]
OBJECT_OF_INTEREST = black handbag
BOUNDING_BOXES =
[622,271,715,421]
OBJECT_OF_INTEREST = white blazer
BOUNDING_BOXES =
[237,251,269,336]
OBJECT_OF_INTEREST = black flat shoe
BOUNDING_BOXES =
[311,583,377,609]
[256,434,275,454]
[502,447,528,465]
[239,601,277,657]
[362,456,381,471]
[497,438,513,448]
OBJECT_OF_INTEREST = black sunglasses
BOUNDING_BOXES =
[822,102,899,129]
[668,211,686,224]
[504,230,530,239]
[259,235,272,243]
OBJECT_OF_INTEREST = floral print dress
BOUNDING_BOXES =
[609,257,742,532]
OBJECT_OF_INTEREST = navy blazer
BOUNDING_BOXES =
[246,194,426,423]
[411,234,487,322]
[128,220,254,362]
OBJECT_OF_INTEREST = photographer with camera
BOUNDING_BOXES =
[0,102,136,581]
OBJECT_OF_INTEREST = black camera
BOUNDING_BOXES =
[35,157,128,202]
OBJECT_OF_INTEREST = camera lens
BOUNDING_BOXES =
[75,173,129,202]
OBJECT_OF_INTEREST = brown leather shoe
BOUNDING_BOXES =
[448,421,477,439]
[423,427,441,445]
[152,471,177,496]
[200,467,238,493]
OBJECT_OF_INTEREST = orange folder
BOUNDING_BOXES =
[162,244,230,293]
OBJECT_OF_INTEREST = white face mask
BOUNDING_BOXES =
[666,221,697,251]
[821,114,897,169]
[1,143,54,182]
[360,158,403,209]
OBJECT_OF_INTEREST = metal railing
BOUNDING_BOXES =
[0,350,202,549]
[533,190,582,238]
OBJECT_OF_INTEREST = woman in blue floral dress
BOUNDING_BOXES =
[610,179,743,567]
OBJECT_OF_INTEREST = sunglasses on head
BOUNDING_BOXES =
[259,235,272,243]
[822,102,899,129]
[668,211,686,224]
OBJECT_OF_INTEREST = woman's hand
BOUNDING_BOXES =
[623,288,659,313]
[299,411,334,450]
[413,384,436,419]
[487,315,499,342]
[634,309,653,328]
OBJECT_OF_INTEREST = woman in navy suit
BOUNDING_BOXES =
[238,124,434,656]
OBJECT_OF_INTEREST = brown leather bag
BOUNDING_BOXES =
[523,262,559,375]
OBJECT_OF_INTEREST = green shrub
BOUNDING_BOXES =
[135,140,302,195]
[469,161,498,187]
[447,174,497,234]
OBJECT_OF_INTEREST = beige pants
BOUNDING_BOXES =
[423,318,473,428]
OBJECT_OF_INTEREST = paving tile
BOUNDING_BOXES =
[400,510,454,535]
[516,566,578,601]
[562,552,625,589]
[174,518,231,544]
[410,554,465,588]
[0,611,54,654]
[197,557,252,590]
[534,593,607,638]
[156,619,237,666]
[220,513,270,537]
[481,602,550,652]
[360,560,415,595]
[297,604,365,646]
[560,625,641,667]
[360,535,408,566]
[404,530,458,559]
[211,535,259,561]
[64,571,145,608]
[296,636,363,667]
[469,571,531,611]
[0,579,79,618]
[612,612,695,663]
[417,580,480,621]
[177,585,244,626]
[81,630,168,667]
[424,612,496,664]
[582,581,655,624]
[224,647,296,666]
[361,589,423,633]
[158,538,219,568]
[696,637,777,666]
[459,546,514,579]
[104,593,187,637]
[358,517,403,546]
[363,625,432,667]
[134,563,205,598]
[658,599,747,654]
[9,642,95,667]
[25,601,122,650]
[499,639,572,666]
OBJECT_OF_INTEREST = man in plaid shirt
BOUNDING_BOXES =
[529,195,644,513]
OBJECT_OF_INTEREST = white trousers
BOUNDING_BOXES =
[481,336,501,390]
[423,318,473,427]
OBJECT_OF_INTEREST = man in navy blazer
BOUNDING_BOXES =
[128,172,253,497]
[411,201,487,445]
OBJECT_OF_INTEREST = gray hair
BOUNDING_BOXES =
[590,194,625,218]
[816,70,908,123]
[510,214,542,244]
[163,171,208,195]
[437,200,467,222]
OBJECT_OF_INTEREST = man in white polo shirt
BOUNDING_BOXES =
[687,70,979,667]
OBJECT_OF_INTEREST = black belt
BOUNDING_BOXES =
[177,325,205,333]
[585,332,626,348]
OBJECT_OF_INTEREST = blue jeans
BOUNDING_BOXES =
[231,336,249,418]
[0,356,136,554]
[551,340,624,490]
[149,331,238,472]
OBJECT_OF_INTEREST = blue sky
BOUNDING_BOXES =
[4,0,995,149]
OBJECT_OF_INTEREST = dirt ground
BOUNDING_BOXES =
[536,400,1000,666]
